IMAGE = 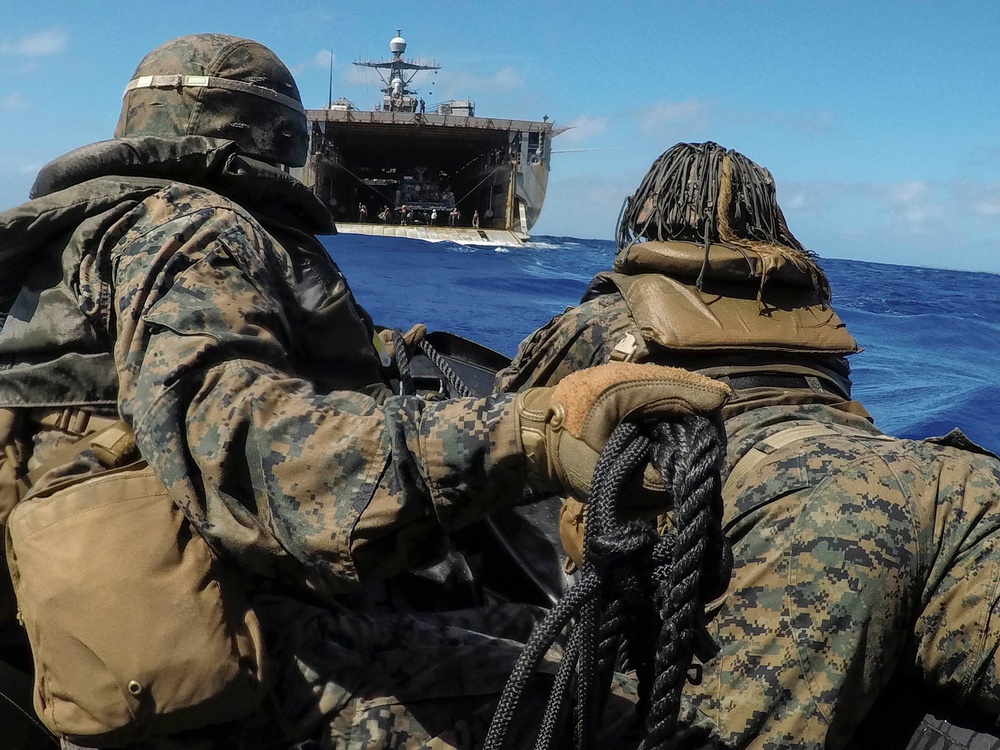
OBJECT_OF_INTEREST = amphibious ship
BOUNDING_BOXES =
[294,32,557,246]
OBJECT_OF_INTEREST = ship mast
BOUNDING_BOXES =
[353,30,439,112]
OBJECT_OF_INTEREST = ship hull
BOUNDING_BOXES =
[295,110,553,244]
[333,223,530,247]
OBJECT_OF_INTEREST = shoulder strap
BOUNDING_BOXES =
[0,655,57,746]
[18,420,136,498]
[723,422,838,497]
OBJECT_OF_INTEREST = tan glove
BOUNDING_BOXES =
[516,362,731,509]
[376,323,427,358]
[559,497,587,572]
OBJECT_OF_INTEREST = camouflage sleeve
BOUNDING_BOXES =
[495,293,639,392]
[95,184,525,595]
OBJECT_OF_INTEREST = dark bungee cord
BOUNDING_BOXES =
[417,338,474,397]
[391,328,415,396]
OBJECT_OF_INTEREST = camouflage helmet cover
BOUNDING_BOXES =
[115,33,308,167]
[616,141,831,300]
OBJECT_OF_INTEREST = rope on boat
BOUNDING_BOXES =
[392,332,730,750]
[416,338,474,397]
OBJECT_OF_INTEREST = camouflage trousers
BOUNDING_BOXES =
[682,419,1000,749]
[255,596,641,749]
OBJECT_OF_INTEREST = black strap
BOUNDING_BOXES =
[720,372,848,399]
[0,657,57,746]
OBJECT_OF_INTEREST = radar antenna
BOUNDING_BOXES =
[353,30,440,111]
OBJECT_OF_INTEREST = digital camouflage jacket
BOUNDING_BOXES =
[496,263,1000,749]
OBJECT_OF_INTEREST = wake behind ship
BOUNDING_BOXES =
[293,31,557,246]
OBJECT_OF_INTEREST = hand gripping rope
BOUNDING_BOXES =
[484,417,729,750]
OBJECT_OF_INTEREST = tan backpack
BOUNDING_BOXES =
[4,420,267,747]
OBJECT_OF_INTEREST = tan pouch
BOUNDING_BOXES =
[5,425,267,747]
[0,407,27,644]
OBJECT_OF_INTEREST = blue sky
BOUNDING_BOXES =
[1,1,998,273]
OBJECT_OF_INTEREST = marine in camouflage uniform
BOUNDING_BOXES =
[0,36,731,748]
[497,142,1000,749]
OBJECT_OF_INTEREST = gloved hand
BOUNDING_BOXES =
[376,323,427,358]
[515,362,731,511]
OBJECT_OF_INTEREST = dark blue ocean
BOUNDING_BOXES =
[324,234,1000,455]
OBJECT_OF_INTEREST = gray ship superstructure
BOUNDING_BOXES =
[295,32,556,245]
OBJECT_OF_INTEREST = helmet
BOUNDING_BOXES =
[114,34,308,167]
[617,141,830,300]
[617,142,806,251]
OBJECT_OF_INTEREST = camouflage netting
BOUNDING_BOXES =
[115,34,308,167]
[616,142,830,301]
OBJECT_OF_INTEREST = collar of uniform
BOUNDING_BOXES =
[29,136,335,235]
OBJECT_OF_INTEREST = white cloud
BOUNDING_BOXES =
[783,178,950,236]
[973,196,1000,217]
[880,181,945,231]
[0,93,27,111]
[779,179,861,215]
[341,64,373,87]
[633,98,833,137]
[0,29,67,58]
[953,181,1000,218]
[792,177,1000,245]
[291,49,334,77]
[780,189,809,212]
[555,114,610,145]
[634,99,715,135]
[433,66,524,99]
[963,147,1000,171]
[534,171,635,240]
[490,67,523,90]
[313,50,334,69]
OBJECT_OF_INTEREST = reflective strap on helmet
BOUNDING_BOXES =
[123,74,304,114]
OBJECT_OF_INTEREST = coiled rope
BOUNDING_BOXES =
[484,416,727,750]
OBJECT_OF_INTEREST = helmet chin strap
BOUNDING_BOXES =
[123,74,304,115]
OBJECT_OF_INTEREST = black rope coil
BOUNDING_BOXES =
[484,415,728,750]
